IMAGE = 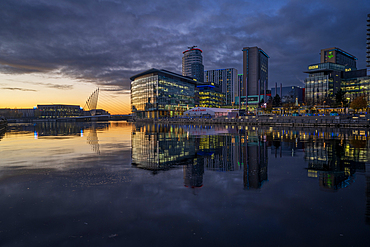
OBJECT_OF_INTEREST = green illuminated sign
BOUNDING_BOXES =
[328,51,334,59]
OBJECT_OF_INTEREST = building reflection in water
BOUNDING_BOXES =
[302,131,366,191]
[265,128,369,192]
[4,121,109,138]
[243,130,268,189]
[0,126,6,142]
[131,124,268,190]
[3,122,110,154]
[131,124,196,174]
[367,169,370,226]
[131,123,370,217]
[251,127,370,226]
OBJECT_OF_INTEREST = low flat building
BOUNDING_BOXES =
[183,107,237,118]
[37,104,83,119]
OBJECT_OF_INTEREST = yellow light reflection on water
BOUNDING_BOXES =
[0,122,133,170]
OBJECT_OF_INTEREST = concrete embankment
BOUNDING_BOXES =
[141,115,370,128]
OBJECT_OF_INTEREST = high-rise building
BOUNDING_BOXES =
[236,74,243,106]
[204,68,238,105]
[367,14,370,76]
[242,47,269,105]
[182,46,204,82]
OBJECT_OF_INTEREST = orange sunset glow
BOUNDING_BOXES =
[0,73,131,115]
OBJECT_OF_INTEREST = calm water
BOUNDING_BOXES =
[1,122,370,247]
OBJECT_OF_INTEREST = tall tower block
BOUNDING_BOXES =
[242,47,269,103]
[182,46,204,82]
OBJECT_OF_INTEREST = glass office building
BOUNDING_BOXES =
[305,63,349,105]
[342,69,370,103]
[304,48,358,105]
[130,68,197,119]
[196,84,225,108]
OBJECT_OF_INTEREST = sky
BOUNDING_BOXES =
[0,0,369,114]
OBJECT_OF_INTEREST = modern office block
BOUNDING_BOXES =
[367,14,370,76]
[320,47,357,69]
[182,46,204,82]
[242,47,269,105]
[204,68,238,105]
[342,69,370,103]
[130,68,197,119]
[196,84,225,108]
[304,48,358,105]
[304,62,349,105]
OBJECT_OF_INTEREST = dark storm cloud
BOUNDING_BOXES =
[0,0,369,90]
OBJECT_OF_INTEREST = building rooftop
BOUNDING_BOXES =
[320,47,357,60]
[130,68,198,84]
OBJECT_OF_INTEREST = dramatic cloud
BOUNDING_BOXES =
[0,0,369,90]
[1,87,37,92]
[21,81,73,90]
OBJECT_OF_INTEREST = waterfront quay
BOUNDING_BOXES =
[150,115,370,128]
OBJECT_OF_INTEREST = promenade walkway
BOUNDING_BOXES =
[148,115,370,128]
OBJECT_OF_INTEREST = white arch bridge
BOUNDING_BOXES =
[59,88,132,122]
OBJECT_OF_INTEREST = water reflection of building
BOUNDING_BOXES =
[183,159,204,189]
[366,165,370,225]
[131,124,269,190]
[36,122,83,137]
[191,126,268,189]
[304,137,366,191]
[243,130,268,189]
[5,122,109,137]
[0,126,6,141]
[131,124,196,173]
[270,129,304,158]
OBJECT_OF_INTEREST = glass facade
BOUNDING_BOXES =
[131,69,196,119]
[304,63,345,105]
[305,60,370,107]
[305,73,331,105]
[342,76,370,103]
[196,85,225,108]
